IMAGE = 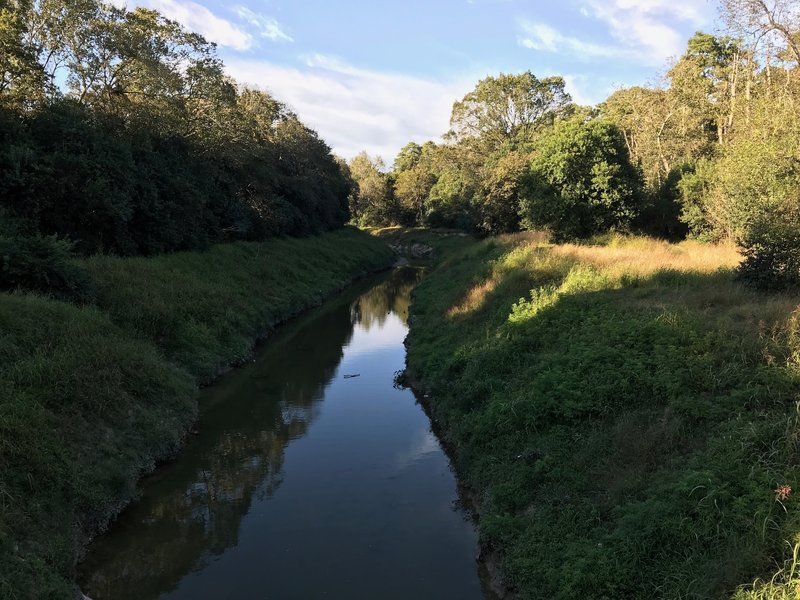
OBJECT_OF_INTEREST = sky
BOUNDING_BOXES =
[110,0,718,161]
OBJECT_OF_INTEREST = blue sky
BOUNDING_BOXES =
[112,0,717,160]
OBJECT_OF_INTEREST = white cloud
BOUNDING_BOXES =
[520,1,714,67]
[234,6,293,43]
[148,0,254,50]
[583,0,713,62]
[518,21,638,62]
[106,1,294,49]
[111,0,254,50]
[562,74,603,106]
[226,55,474,161]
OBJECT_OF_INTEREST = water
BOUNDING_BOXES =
[79,267,487,600]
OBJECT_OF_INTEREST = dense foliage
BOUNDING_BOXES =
[520,119,644,240]
[0,0,351,267]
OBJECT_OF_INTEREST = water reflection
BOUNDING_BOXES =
[79,267,428,600]
[350,267,421,330]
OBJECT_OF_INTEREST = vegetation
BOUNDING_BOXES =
[394,230,800,599]
[4,0,800,596]
[0,228,394,599]
[0,0,352,261]
[347,1,800,291]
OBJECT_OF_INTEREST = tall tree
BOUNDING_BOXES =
[520,118,644,240]
[0,0,45,106]
[448,71,572,151]
[348,152,396,226]
[392,141,423,172]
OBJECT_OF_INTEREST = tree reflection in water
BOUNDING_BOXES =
[79,267,423,600]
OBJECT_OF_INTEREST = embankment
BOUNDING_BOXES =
[0,227,394,599]
[393,230,800,599]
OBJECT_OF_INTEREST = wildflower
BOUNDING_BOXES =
[775,484,792,501]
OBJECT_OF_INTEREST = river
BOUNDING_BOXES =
[78,266,488,600]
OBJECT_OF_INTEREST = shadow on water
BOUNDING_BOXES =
[78,267,486,600]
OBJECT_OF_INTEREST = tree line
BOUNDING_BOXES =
[0,0,353,297]
[348,0,800,288]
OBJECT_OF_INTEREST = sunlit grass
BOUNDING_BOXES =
[553,235,740,276]
[735,542,800,599]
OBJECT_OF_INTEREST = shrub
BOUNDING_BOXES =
[0,233,95,302]
[739,216,800,290]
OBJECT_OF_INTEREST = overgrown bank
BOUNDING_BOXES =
[0,227,393,599]
[393,230,800,599]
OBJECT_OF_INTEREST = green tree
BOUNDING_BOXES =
[348,152,397,226]
[479,150,532,234]
[0,0,45,106]
[448,71,572,152]
[392,141,423,172]
[394,164,436,224]
[520,118,644,240]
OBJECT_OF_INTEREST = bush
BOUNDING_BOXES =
[0,234,95,302]
[519,118,644,240]
[739,216,800,290]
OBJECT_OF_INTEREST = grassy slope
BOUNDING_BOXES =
[0,227,393,599]
[397,231,800,599]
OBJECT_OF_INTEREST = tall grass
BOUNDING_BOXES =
[394,231,800,599]
[0,227,393,599]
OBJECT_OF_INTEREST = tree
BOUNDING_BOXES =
[394,165,435,225]
[520,118,644,240]
[0,0,45,106]
[392,141,422,172]
[448,71,572,152]
[721,0,800,66]
[348,152,397,226]
[479,150,532,234]
[0,0,353,255]
[668,32,742,146]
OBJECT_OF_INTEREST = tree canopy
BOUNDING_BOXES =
[0,0,351,261]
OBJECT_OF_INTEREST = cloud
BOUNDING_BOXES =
[518,21,637,62]
[107,1,295,50]
[234,6,293,43]
[519,1,713,67]
[225,55,474,161]
[562,74,606,106]
[148,0,254,50]
[111,0,253,50]
[583,0,713,62]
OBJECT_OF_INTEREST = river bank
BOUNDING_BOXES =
[0,227,393,599]
[384,229,800,599]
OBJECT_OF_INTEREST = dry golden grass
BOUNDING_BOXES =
[551,237,742,276]
[447,277,500,317]
[445,234,800,334]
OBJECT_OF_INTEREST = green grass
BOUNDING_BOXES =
[86,228,394,380]
[394,231,800,599]
[0,227,393,599]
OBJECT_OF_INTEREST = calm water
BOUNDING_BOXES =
[79,267,487,600]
